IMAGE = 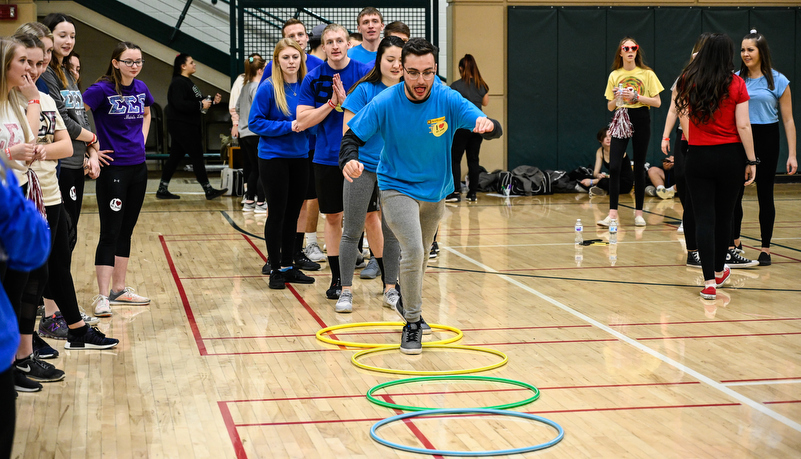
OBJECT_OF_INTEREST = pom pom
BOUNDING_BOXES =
[750,28,757,34]
[609,108,633,139]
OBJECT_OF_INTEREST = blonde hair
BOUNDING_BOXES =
[0,38,35,144]
[270,38,307,116]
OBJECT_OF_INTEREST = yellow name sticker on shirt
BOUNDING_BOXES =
[428,117,448,137]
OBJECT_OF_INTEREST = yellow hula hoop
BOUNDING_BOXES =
[351,344,508,376]
[316,322,463,349]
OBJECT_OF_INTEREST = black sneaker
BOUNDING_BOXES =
[14,354,65,382]
[65,326,119,350]
[726,248,758,268]
[392,297,432,335]
[156,189,180,200]
[686,251,702,268]
[445,192,461,202]
[39,312,68,340]
[204,187,228,200]
[429,242,438,259]
[758,252,771,266]
[466,191,477,202]
[13,368,42,392]
[293,252,321,271]
[326,280,342,299]
[284,267,315,284]
[400,321,423,355]
[269,270,286,289]
[261,259,271,275]
[32,332,58,359]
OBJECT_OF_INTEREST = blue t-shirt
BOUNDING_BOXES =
[341,81,389,172]
[248,78,308,160]
[347,44,376,65]
[348,82,485,202]
[83,79,154,166]
[736,69,790,124]
[298,59,371,166]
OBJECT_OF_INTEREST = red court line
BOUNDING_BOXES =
[382,394,443,459]
[164,238,244,242]
[720,376,801,383]
[611,317,801,327]
[160,235,207,356]
[764,400,801,405]
[636,331,801,341]
[218,402,247,459]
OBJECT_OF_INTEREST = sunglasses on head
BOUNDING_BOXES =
[621,45,639,52]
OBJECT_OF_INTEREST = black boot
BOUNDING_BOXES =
[203,183,227,200]
[156,181,180,200]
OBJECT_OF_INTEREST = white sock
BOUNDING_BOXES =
[306,233,318,245]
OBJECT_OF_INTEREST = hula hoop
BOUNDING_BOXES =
[352,344,508,376]
[316,322,463,348]
[366,375,540,411]
[370,408,564,456]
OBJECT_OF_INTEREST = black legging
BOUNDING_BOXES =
[673,137,697,251]
[730,122,780,248]
[609,107,651,210]
[0,367,14,459]
[58,167,85,251]
[161,120,210,185]
[240,136,265,202]
[451,128,483,193]
[685,143,746,281]
[259,157,308,269]
[42,204,83,326]
[95,163,148,266]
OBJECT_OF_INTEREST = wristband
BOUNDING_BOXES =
[746,158,760,166]
[27,99,40,105]
[86,133,98,147]
[590,180,594,186]
[4,148,10,159]
[662,137,670,142]
[327,100,336,109]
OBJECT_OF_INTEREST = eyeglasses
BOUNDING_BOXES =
[621,45,639,52]
[119,59,145,67]
[404,68,436,81]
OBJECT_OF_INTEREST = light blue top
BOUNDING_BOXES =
[342,81,389,172]
[736,69,790,124]
[248,78,309,160]
[348,82,485,202]
[347,44,376,65]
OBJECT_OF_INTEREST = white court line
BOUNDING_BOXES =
[444,246,801,433]
[723,379,801,387]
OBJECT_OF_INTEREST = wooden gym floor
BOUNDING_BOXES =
[11,173,801,458]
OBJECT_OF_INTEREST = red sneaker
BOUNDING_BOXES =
[715,265,731,288]
[700,286,717,300]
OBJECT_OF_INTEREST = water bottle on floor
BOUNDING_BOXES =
[575,219,583,245]
[609,218,618,244]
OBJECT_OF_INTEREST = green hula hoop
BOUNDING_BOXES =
[366,375,540,411]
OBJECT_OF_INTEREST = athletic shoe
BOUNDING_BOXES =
[268,270,285,289]
[677,222,684,234]
[13,368,42,392]
[392,298,431,335]
[355,252,367,269]
[429,241,439,259]
[65,326,119,350]
[383,288,400,309]
[93,295,112,317]
[242,201,256,212]
[445,192,461,203]
[734,243,745,256]
[283,267,315,284]
[156,189,180,200]
[261,259,271,275]
[725,249,758,268]
[588,186,606,197]
[204,187,227,200]
[326,280,342,299]
[686,251,702,268]
[305,242,326,262]
[14,354,65,382]
[254,202,268,214]
[38,312,68,340]
[80,310,100,326]
[645,185,657,197]
[335,290,353,313]
[466,191,477,202]
[700,285,716,300]
[293,251,321,271]
[109,287,150,305]
[597,215,612,227]
[400,321,424,355]
[36,304,44,317]
[656,186,675,199]
[758,252,771,266]
[32,332,58,359]
[634,215,647,227]
[360,257,380,279]
[715,265,731,288]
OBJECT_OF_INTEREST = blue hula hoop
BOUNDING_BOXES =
[370,408,564,456]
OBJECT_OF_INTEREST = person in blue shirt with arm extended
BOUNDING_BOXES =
[340,38,502,355]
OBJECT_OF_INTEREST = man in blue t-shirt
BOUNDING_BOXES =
[340,38,502,355]
[347,7,385,65]
[297,24,371,301]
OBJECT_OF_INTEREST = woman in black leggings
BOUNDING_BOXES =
[675,33,758,300]
[157,53,226,200]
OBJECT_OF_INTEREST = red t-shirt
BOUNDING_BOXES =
[688,75,749,146]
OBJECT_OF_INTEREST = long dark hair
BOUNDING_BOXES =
[173,53,190,77]
[348,36,405,95]
[98,42,142,95]
[739,30,775,90]
[675,33,734,126]
[610,36,652,71]
[42,12,74,88]
[459,54,488,92]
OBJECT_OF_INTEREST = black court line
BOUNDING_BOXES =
[221,211,265,240]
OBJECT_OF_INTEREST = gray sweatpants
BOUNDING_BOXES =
[380,189,445,322]
[339,170,400,287]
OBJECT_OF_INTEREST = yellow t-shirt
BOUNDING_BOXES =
[605,67,664,109]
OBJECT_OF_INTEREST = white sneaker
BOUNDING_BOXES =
[305,242,326,262]
[80,310,100,326]
[383,288,400,309]
[645,185,657,197]
[335,290,353,313]
[109,287,150,305]
[93,295,112,317]
[597,215,612,227]
[634,215,647,227]
[657,186,675,199]
[254,202,268,214]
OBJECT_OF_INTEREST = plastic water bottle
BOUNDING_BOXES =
[504,183,512,197]
[609,218,618,245]
[615,83,625,107]
[575,219,583,245]
[200,95,212,114]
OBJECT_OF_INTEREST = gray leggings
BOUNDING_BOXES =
[339,170,400,287]
[381,189,444,322]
